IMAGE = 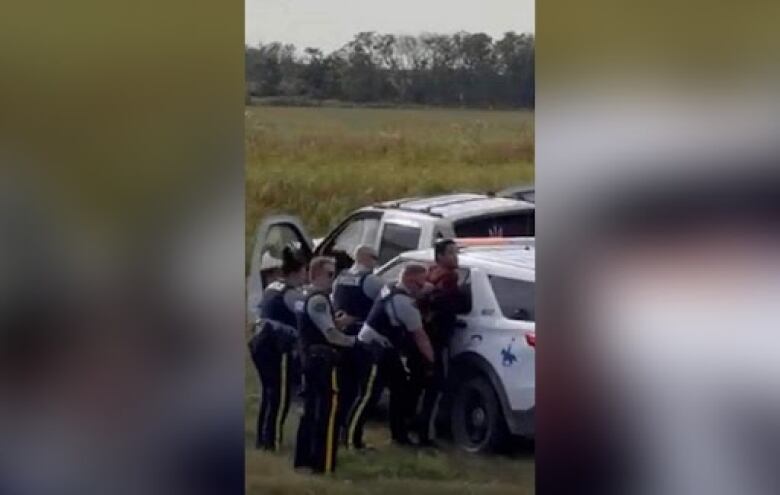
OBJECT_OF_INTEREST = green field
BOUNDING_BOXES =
[245,105,534,245]
[245,105,535,494]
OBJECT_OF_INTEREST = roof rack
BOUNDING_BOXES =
[454,237,535,249]
[372,202,444,218]
[374,194,502,218]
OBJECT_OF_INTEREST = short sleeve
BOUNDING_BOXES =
[362,274,385,300]
[307,294,335,332]
[391,295,423,332]
[284,289,302,313]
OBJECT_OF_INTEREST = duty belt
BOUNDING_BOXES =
[254,318,298,338]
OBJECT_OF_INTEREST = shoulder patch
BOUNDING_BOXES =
[267,281,285,291]
[337,275,361,287]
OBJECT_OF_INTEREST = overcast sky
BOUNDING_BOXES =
[246,0,534,52]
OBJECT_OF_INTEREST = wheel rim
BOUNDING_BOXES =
[463,390,489,445]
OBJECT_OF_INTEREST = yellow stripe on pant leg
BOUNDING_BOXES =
[275,352,288,451]
[324,368,339,474]
[347,364,377,449]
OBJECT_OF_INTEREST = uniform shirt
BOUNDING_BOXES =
[357,284,422,347]
[345,263,384,301]
[255,281,302,335]
[303,287,356,348]
[260,281,302,312]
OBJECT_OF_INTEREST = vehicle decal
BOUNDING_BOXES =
[488,224,504,237]
[501,338,518,367]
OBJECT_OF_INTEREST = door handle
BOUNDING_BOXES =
[454,319,467,329]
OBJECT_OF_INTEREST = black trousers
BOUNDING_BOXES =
[336,345,360,434]
[344,342,411,449]
[249,331,293,451]
[294,346,341,474]
[409,346,447,442]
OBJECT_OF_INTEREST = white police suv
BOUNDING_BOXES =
[376,238,535,453]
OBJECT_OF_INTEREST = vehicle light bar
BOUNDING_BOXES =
[454,237,535,248]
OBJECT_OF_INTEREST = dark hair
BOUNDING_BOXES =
[434,238,456,261]
[281,246,306,275]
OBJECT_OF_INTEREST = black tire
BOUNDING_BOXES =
[450,376,508,453]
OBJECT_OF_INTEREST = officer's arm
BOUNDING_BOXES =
[363,274,385,301]
[397,297,434,363]
[411,328,435,364]
[308,295,356,348]
[283,290,301,313]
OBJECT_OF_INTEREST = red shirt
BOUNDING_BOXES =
[427,265,458,292]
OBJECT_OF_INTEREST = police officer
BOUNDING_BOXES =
[293,256,356,474]
[344,263,435,450]
[331,244,384,436]
[249,247,307,451]
[332,244,384,335]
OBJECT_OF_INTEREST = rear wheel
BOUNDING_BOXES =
[450,376,507,453]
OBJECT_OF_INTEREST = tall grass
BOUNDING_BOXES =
[245,106,534,246]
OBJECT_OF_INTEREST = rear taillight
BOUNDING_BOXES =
[525,332,536,348]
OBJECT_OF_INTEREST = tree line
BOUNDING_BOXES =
[246,31,534,109]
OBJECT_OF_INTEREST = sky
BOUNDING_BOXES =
[245,0,534,52]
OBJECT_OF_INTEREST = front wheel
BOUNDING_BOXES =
[450,376,507,453]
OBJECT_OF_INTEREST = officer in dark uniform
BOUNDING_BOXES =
[249,247,307,451]
[293,256,356,474]
[331,244,384,437]
[344,263,435,450]
[332,244,383,334]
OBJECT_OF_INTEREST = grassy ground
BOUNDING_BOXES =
[245,105,535,493]
[245,105,534,245]
[245,383,535,495]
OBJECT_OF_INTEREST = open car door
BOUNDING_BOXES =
[247,215,312,325]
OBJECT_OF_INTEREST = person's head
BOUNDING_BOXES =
[281,247,307,286]
[434,238,459,269]
[309,256,336,291]
[400,263,428,297]
[353,244,379,270]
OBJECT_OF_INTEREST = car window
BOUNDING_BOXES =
[262,223,310,260]
[454,212,535,237]
[320,214,381,258]
[488,275,535,322]
[378,223,422,265]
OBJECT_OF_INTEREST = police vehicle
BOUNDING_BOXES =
[376,238,535,453]
[248,193,534,321]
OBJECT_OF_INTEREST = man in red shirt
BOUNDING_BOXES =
[412,238,465,446]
